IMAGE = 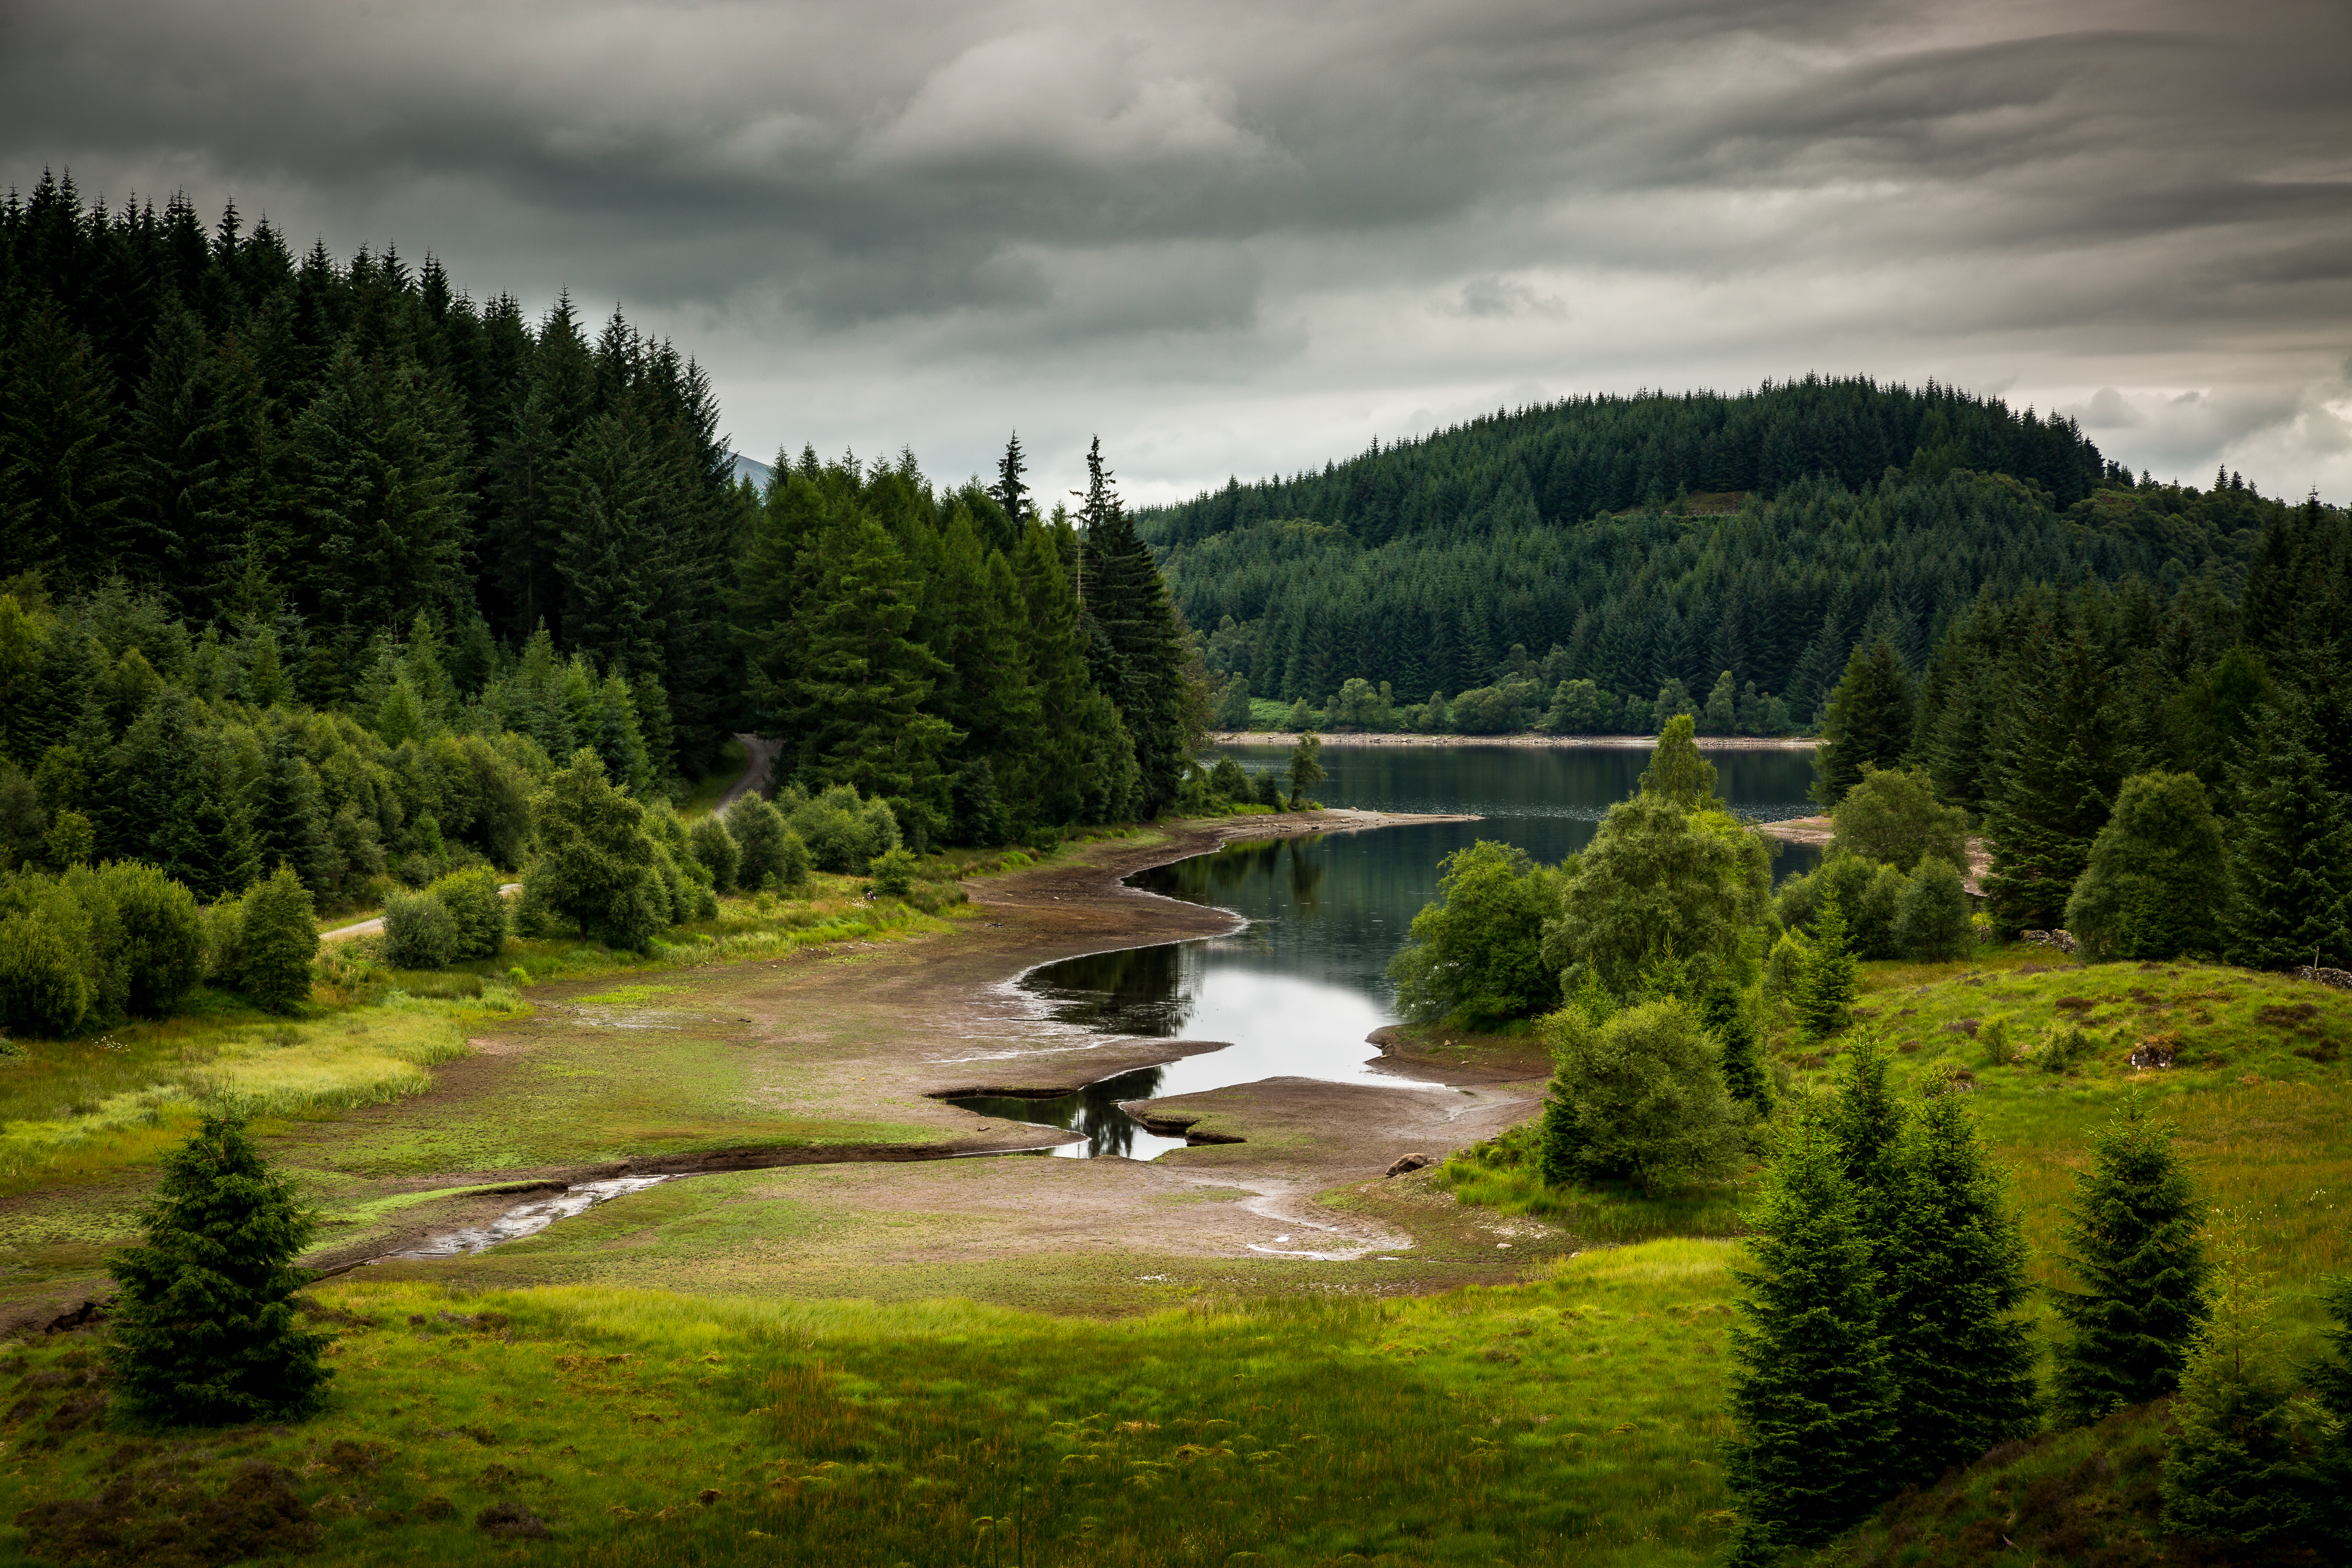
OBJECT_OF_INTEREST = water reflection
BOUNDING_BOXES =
[956,742,1821,1160]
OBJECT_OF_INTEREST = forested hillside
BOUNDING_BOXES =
[0,175,1199,879]
[1139,381,2297,720]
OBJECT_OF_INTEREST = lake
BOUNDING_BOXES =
[948,742,1822,1158]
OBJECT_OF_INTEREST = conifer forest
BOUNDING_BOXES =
[1,158,2350,1568]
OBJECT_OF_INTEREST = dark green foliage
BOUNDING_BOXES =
[1723,1114,1896,1562]
[1792,891,1858,1041]
[1699,981,1772,1105]
[1813,639,1913,807]
[2050,1098,2210,1422]
[2309,1275,2352,1551]
[428,866,508,960]
[724,795,792,890]
[381,888,459,969]
[1983,630,2127,934]
[524,751,668,951]
[687,815,740,892]
[1826,1035,1906,1220]
[868,846,917,898]
[2160,1220,2312,1550]
[2225,699,2352,970]
[236,862,316,1013]
[1076,438,1193,815]
[2064,770,2228,960]
[1214,673,1250,729]
[1541,999,1746,1193]
[247,730,336,900]
[1830,764,1967,871]
[1878,1094,2040,1481]
[1388,841,1562,1028]
[106,1113,332,1425]
[783,784,899,875]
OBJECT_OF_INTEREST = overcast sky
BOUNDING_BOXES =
[5,0,2347,506]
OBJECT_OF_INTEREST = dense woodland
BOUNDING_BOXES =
[0,178,1199,911]
[1143,382,2300,725]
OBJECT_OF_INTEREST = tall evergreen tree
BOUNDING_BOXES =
[1878,1093,2040,1481]
[2063,770,2229,960]
[1811,637,1913,807]
[0,296,126,592]
[1723,1114,1897,1564]
[2225,699,2352,969]
[1983,630,2127,933]
[1076,437,1192,815]
[2051,1098,2210,1421]
[991,430,1031,533]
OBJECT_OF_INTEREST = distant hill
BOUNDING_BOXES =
[1134,376,2287,716]
[731,452,774,491]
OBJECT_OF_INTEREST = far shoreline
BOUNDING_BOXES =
[1209,729,1818,751]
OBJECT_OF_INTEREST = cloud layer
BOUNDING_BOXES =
[4,0,2346,503]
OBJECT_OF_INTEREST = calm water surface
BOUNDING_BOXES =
[949,743,1820,1158]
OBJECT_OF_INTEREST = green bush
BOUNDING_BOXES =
[237,863,318,1012]
[102,860,206,1016]
[868,846,918,898]
[725,794,792,889]
[1541,998,1747,1194]
[382,889,460,970]
[1893,858,1971,961]
[783,784,899,873]
[687,815,740,891]
[1389,841,1563,1028]
[0,910,89,1036]
[429,866,508,960]
[1831,765,1969,871]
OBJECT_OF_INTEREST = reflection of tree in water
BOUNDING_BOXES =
[1139,836,1327,916]
[1024,943,1192,1036]
[1285,836,1326,916]
[947,1066,1167,1158]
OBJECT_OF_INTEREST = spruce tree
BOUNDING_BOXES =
[2224,702,2352,970]
[2063,770,2229,960]
[990,431,1031,530]
[1076,438,1191,815]
[1983,630,2126,933]
[248,729,336,898]
[2160,1209,2308,1548]
[2051,1097,2210,1421]
[107,1113,332,1425]
[1878,1094,2039,1481]
[1826,1034,1905,1225]
[2307,1274,2352,1552]
[1811,637,1913,808]
[237,861,318,1013]
[1793,891,1857,1042]
[1723,1114,1896,1562]
[1699,980,1772,1106]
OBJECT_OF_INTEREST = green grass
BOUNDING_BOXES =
[0,1242,1746,1566]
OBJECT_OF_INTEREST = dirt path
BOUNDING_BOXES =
[712,732,780,814]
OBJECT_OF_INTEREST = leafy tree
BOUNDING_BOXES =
[1893,858,1971,961]
[1286,732,1326,808]
[382,888,459,969]
[1388,841,1562,1028]
[785,784,899,873]
[2065,770,2229,959]
[106,1113,333,1424]
[2051,1097,2210,1421]
[1541,999,1746,1193]
[2160,1209,2308,1548]
[1214,673,1251,730]
[0,908,89,1036]
[1812,638,1913,807]
[102,860,205,1017]
[1540,795,1771,1000]
[725,794,793,890]
[688,814,740,891]
[1723,1114,1896,1564]
[1878,1093,2040,1481]
[1700,670,1738,734]
[1831,765,1967,871]
[1791,891,1858,1041]
[430,866,508,960]
[523,749,667,951]
[1638,713,1717,806]
[236,862,317,1013]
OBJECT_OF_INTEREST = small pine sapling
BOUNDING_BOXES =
[108,1114,333,1425]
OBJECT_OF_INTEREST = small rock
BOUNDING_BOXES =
[1385,1152,1434,1178]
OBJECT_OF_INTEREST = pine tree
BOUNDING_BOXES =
[2051,1098,2210,1421]
[1878,1094,2040,1481]
[248,731,336,897]
[1984,631,2126,933]
[0,296,127,592]
[2225,701,2352,970]
[1793,891,1858,1041]
[1723,1114,1897,1563]
[236,861,318,1013]
[1076,438,1191,815]
[107,1113,332,1424]
[2160,1208,2309,1548]
[2064,770,2229,960]
[1811,637,1913,807]
[991,431,1031,530]
[1826,1034,1905,1223]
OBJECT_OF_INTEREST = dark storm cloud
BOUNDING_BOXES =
[4,0,2347,500]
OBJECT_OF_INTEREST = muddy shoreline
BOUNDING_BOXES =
[1212,730,1816,751]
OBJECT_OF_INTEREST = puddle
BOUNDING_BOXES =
[946,1066,1191,1161]
[376,1176,676,1261]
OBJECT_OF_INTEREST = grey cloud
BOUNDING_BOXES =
[2,0,2347,502]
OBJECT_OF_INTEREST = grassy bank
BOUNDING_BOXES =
[1,1241,1742,1567]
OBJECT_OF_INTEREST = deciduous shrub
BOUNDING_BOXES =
[868,846,918,898]
[2066,770,2230,960]
[0,909,89,1036]
[430,866,508,960]
[1390,841,1562,1027]
[382,889,459,970]
[782,784,899,874]
[1541,998,1746,1193]
[725,794,792,890]
[1893,857,1971,961]
[687,815,740,891]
